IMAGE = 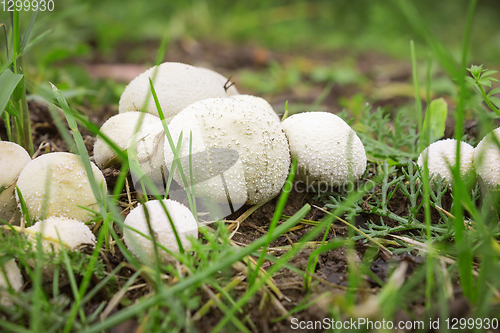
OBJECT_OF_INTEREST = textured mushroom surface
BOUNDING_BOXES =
[0,141,31,223]
[229,94,280,122]
[474,128,500,188]
[0,259,23,306]
[164,97,291,206]
[16,152,106,222]
[123,199,198,265]
[93,112,161,168]
[282,112,366,186]
[197,67,239,96]
[26,217,96,253]
[417,139,475,185]
[119,62,228,122]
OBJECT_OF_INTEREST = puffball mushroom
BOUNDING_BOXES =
[119,62,229,122]
[93,112,161,168]
[282,112,367,187]
[123,199,198,265]
[417,139,475,185]
[16,152,106,223]
[0,259,23,306]
[0,142,31,223]
[197,67,239,96]
[229,94,280,122]
[26,217,96,253]
[164,97,291,206]
[474,127,500,188]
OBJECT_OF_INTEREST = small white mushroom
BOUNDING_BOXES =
[0,259,23,306]
[417,139,475,185]
[16,152,106,223]
[25,217,96,278]
[229,94,280,122]
[26,217,96,253]
[282,112,367,187]
[164,97,291,207]
[93,112,161,168]
[119,62,229,122]
[123,199,198,265]
[474,127,500,188]
[197,67,239,96]
[0,142,31,223]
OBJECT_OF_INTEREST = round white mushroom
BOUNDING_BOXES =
[229,94,280,122]
[282,112,367,187]
[0,142,31,223]
[417,139,475,185]
[474,127,500,188]
[25,217,96,278]
[123,199,198,265]
[16,152,106,223]
[197,66,239,96]
[26,217,96,253]
[119,62,229,122]
[93,112,161,168]
[0,259,24,306]
[0,258,23,306]
[164,97,291,207]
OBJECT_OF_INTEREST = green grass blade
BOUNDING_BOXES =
[394,0,460,80]
[450,0,478,301]
[20,7,39,51]
[0,68,23,119]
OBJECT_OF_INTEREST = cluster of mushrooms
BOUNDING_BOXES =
[1,61,499,303]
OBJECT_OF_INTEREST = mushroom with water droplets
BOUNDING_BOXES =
[16,152,106,223]
[282,111,367,188]
[119,62,230,123]
[123,199,198,265]
[417,139,475,186]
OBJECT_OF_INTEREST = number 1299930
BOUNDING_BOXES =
[2,0,54,11]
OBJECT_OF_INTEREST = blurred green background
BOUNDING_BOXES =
[1,0,499,111]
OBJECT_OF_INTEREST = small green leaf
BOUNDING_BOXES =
[465,76,476,83]
[4,100,20,118]
[0,68,23,118]
[490,96,500,108]
[423,97,448,144]
[488,87,500,97]
[478,78,492,88]
[482,70,498,78]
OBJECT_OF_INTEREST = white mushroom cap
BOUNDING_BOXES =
[474,127,500,188]
[197,67,239,96]
[282,112,367,187]
[16,152,106,223]
[119,62,228,122]
[0,259,23,306]
[0,142,31,223]
[229,94,280,122]
[93,112,161,168]
[417,139,475,185]
[164,97,291,206]
[26,217,96,253]
[123,199,198,265]
[127,120,166,194]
